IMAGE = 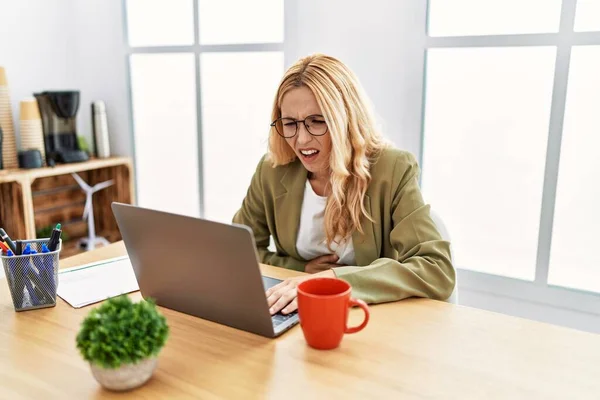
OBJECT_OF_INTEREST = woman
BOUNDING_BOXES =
[233,54,455,315]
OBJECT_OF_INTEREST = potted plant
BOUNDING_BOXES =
[76,295,169,391]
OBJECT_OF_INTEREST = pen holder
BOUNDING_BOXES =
[1,239,61,311]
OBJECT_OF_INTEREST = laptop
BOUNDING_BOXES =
[111,202,300,338]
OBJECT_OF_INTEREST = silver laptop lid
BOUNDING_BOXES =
[111,202,276,338]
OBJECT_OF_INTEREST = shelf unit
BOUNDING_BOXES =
[0,157,134,258]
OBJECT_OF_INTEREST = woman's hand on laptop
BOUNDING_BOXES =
[266,269,336,315]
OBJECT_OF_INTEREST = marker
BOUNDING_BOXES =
[0,228,17,253]
[39,244,56,297]
[23,247,45,303]
[22,244,32,255]
[15,240,22,256]
[5,249,24,307]
[22,265,41,306]
[7,244,45,306]
[48,223,62,252]
[0,241,9,255]
[32,247,43,272]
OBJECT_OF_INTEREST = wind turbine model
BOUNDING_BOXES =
[71,172,114,251]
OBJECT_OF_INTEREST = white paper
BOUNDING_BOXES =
[57,256,139,308]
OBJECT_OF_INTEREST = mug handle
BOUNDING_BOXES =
[345,298,370,334]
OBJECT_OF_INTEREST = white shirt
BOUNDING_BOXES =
[296,181,356,265]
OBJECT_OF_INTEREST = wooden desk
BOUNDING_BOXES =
[1,242,599,399]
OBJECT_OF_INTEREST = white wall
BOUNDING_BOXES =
[71,0,131,157]
[0,0,75,148]
[0,0,131,157]
[285,0,427,157]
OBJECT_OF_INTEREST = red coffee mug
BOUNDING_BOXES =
[297,278,370,350]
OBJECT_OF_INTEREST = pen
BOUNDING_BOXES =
[24,244,50,303]
[10,243,42,306]
[22,264,41,306]
[10,243,47,306]
[0,241,9,254]
[25,247,46,303]
[31,247,42,274]
[5,250,23,307]
[40,244,56,298]
[4,249,15,290]
[0,228,17,253]
[48,223,62,252]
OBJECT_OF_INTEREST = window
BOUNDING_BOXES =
[548,45,600,293]
[422,0,600,297]
[422,47,555,280]
[574,0,600,32]
[200,52,283,223]
[125,0,284,220]
[427,0,562,36]
[130,53,199,217]
[126,0,194,47]
[198,0,283,45]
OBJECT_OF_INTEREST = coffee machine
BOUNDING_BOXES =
[34,91,89,165]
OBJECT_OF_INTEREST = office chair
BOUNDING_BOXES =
[429,209,459,304]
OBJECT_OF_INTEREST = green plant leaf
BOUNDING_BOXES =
[76,295,169,369]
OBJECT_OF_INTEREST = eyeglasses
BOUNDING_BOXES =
[270,115,328,138]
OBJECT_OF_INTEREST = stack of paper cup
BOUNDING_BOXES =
[0,67,18,169]
[19,98,46,166]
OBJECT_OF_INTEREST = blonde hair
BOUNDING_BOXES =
[268,54,387,245]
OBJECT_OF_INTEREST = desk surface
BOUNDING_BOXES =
[1,242,599,399]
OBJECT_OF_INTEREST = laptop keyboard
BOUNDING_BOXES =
[272,311,297,326]
[262,276,298,327]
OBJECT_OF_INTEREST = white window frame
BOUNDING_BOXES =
[122,0,285,216]
[420,0,600,316]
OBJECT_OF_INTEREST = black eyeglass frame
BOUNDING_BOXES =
[270,114,329,138]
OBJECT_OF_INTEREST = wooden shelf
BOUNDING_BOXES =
[0,156,133,184]
[0,157,135,250]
